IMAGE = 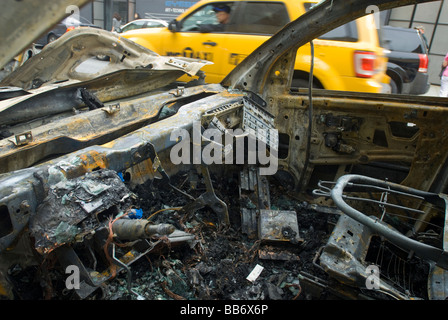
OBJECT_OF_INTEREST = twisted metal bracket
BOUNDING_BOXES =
[329,174,448,270]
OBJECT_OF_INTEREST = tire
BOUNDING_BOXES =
[47,34,58,44]
[389,78,399,94]
[291,78,311,92]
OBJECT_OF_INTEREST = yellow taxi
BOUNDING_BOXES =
[121,0,389,93]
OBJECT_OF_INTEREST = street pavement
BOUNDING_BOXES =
[423,84,440,97]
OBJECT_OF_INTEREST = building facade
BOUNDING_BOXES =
[80,0,199,31]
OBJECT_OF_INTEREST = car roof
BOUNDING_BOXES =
[125,18,168,24]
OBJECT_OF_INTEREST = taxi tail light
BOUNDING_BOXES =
[418,54,428,73]
[354,51,376,78]
[65,26,75,33]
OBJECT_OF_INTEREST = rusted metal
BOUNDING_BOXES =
[112,220,175,240]
[0,84,223,173]
[1,28,211,90]
[0,0,92,69]
[181,165,229,225]
[1,0,448,300]
[258,210,302,244]
[330,174,448,269]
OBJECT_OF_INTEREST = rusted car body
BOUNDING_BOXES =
[0,0,447,300]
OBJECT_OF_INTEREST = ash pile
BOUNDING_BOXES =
[117,165,324,301]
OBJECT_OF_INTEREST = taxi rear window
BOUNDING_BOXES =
[319,21,358,42]
[229,2,290,35]
[304,2,359,42]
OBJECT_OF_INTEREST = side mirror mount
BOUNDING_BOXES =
[168,19,180,32]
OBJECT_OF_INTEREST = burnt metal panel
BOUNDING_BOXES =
[0,0,92,69]
[0,84,222,173]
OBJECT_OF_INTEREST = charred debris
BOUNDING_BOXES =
[0,0,447,302]
[4,162,440,301]
[0,63,447,301]
[2,91,446,300]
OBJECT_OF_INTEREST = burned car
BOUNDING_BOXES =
[0,0,448,302]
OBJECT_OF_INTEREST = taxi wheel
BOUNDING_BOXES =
[390,78,399,94]
[292,78,310,90]
[291,78,319,92]
[47,34,58,44]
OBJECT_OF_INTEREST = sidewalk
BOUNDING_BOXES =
[422,84,440,97]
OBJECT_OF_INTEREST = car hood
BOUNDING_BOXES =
[0,28,211,90]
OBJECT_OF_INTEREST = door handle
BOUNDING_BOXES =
[203,41,217,46]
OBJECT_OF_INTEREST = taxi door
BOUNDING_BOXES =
[161,1,290,84]
[215,1,291,78]
[161,3,235,83]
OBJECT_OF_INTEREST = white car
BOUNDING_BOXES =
[118,18,168,33]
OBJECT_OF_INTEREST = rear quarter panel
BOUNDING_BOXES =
[293,15,386,92]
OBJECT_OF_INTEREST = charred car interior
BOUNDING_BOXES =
[1,0,448,301]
